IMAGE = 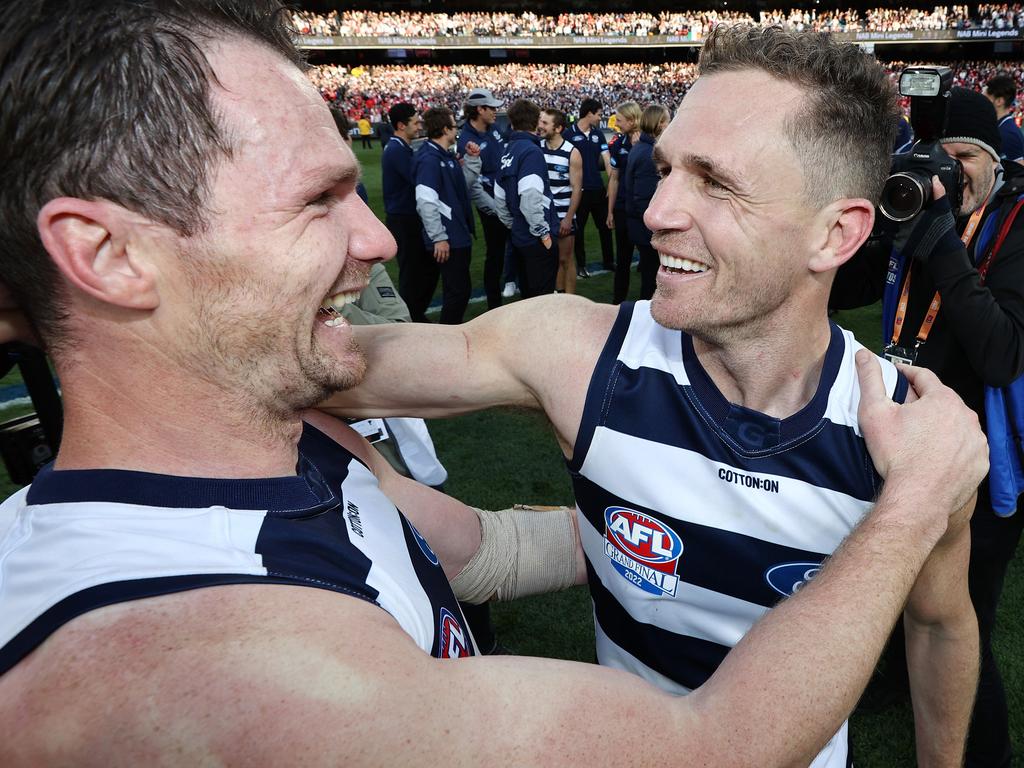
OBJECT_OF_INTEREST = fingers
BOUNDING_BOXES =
[855,349,886,405]
[896,362,942,396]
[931,175,945,201]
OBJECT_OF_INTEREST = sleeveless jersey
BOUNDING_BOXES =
[568,301,907,768]
[542,137,576,221]
[0,423,476,677]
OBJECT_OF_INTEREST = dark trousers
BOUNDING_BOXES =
[964,484,1024,768]
[574,187,614,270]
[386,213,438,323]
[478,209,508,309]
[637,242,659,300]
[612,206,634,303]
[438,246,472,324]
[513,240,558,299]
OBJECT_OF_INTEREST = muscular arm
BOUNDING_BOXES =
[903,501,978,768]
[321,294,616,454]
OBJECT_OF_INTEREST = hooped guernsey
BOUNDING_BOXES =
[0,423,477,676]
[569,301,907,768]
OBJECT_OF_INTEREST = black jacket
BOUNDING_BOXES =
[831,160,1024,418]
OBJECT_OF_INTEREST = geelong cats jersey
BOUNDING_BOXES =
[0,423,475,676]
[569,301,906,768]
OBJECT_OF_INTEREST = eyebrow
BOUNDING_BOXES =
[296,163,362,199]
[652,146,747,194]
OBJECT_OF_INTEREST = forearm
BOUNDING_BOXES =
[565,188,582,220]
[606,172,619,211]
[693,480,947,767]
[905,611,978,767]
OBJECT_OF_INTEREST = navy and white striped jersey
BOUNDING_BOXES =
[541,137,577,221]
[0,423,476,677]
[569,301,907,768]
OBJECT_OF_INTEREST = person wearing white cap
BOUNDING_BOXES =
[458,88,508,310]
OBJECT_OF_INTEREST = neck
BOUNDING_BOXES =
[470,117,488,132]
[997,106,1012,120]
[579,116,594,131]
[629,129,641,142]
[52,350,303,479]
[544,133,563,149]
[432,136,452,150]
[693,312,833,420]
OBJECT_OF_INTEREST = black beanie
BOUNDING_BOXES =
[941,86,1003,162]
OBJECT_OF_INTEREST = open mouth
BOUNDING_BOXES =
[318,290,361,327]
[659,254,710,275]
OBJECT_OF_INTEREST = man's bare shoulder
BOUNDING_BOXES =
[0,584,428,767]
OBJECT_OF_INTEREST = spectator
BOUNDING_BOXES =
[494,99,560,298]
[413,106,475,324]
[625,104,671,300]
[538,107,583,294]
[984,73,1024,162]
[457,88,508,310]
[565,96,614,277]
[382,102,435,322]
[358,114,373,148]
[606,101,642,303]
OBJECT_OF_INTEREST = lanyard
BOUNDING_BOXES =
[890,205,986,347]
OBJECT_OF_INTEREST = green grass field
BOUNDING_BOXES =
[1,141,1020,766]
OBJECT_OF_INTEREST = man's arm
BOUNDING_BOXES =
[903,503,978,768]
[127,353,986,768]
[601,148,612,179]
[605,166,619,229]
[321,294,617,453]
[566,148,583,222]
[414,161,449,251]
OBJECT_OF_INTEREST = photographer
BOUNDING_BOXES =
[832,86,1024,768]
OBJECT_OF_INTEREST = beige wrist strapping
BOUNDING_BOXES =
[450,505,579,604]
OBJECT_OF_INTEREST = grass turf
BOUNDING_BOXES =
[0,141,1020,766]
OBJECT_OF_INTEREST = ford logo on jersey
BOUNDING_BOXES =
[765,562,822,597]
[408,522,440,566]
[603,506,683,597]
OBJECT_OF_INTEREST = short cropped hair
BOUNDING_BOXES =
[388,102,417,130]
[640,104,671,136]
[580,98,602,119]
[508,99,541,132]
[698,24,897,205]
[542,108,567,131]
[986,74,1017,107]
[0,0,302,350]
[615,101,642,126]
[422,107,454,139]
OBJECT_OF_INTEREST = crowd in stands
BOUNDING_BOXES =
[290,7,1015,37]
[310,59,1024,125]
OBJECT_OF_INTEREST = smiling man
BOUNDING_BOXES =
[0,5,989,766]
[332,26,979,767]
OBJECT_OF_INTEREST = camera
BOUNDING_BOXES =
[0,344,62,486]
[878,66,964,222]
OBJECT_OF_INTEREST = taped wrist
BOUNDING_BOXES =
[449,505,578,604]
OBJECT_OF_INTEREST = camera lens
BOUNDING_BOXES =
[879,172,929,222]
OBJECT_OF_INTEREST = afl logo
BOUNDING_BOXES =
[438,607,472,658]
[603,507,683,597]
[765,562,822,597]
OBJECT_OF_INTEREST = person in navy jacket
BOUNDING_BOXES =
[382,102,436,322]
[413,107,475,324]
[457,88,507,310]
[625,104,670,300]
[494,99,560,298]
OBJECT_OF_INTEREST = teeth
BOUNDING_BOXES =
[658,254,709,273]
[320,291,361,313]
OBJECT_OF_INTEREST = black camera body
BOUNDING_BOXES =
[879,66,964,222]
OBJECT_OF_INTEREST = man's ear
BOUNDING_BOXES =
[37,198,159,311]
[808,198,875,274]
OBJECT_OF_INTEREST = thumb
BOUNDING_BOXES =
[855,349,886,409]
